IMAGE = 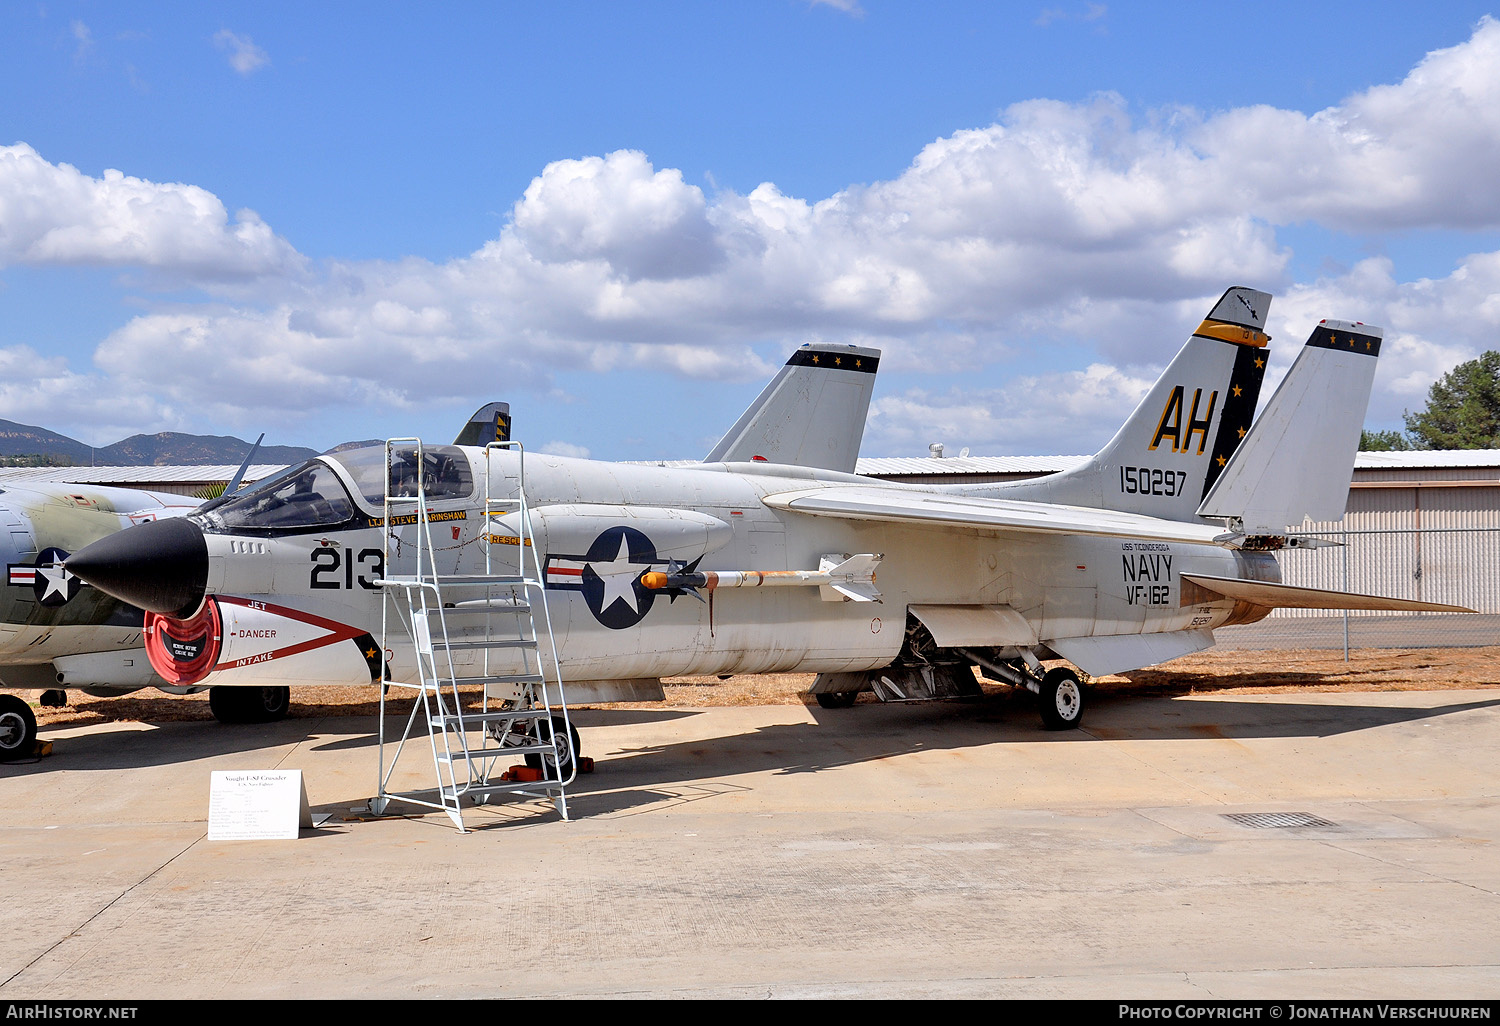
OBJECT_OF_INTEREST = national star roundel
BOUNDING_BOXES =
[544,526,661,630]
[6,547,84,607]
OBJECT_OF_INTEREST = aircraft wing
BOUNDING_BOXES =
[762,487,1227,546]
[1181,574,1475,613]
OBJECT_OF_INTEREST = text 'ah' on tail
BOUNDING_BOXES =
[985,286,1273,523]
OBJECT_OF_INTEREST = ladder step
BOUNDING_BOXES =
[442,779,564,800]
[433,638,536,651]
[431,708,550,726]
[438,743,556,762]
[446,599,531,612]
[453,673,545,686]
[435,574,531,587]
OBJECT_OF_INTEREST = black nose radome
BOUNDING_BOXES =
[66,517,208,619]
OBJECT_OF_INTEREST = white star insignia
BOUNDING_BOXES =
[37,564,74,603]
[587,535,650,614]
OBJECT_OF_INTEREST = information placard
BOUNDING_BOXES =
[208,770,313,840]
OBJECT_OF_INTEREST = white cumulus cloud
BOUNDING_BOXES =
[0,144,303,278]
[11,18,1500,450]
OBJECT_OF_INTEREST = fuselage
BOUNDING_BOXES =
[82,443,1275,691]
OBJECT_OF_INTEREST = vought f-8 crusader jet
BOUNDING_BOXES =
[62,287,1469,776]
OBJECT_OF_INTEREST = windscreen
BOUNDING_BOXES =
[328,445,474,505]
[199,460,357,531]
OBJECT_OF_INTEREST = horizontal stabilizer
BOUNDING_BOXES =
[1182,574,1474,613]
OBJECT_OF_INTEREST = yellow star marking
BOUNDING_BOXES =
[835,356,842,365]
[1255,357,1264,369]
[1232,385,1242,397]
[811,354,819,363]
[1217,455,1227,466]
[366,647,377,659]
[1237,426,1246,438]
[1329,334,1338,346]
[855,358,862,368]
[1366,340,1372,350]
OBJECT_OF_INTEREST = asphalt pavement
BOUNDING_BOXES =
[3,687,1498,999]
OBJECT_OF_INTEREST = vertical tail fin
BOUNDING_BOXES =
[986,287,1272,521]
[1197,319,1382,533]
[705,342,879,473]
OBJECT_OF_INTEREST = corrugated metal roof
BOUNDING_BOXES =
[0,465,289,485]
[856,455,1090,476]
[1351,449,1500,469]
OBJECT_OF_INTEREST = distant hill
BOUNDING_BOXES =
[0,419,318,466]
[0,421,96,465]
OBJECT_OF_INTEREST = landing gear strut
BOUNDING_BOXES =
[959,648,1087,730]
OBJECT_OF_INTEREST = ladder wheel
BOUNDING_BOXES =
[526,715,581,776]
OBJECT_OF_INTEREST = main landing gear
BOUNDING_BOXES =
[208,686,292,724]
[0,694,38,761]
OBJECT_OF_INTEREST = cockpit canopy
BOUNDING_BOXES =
[200,461,356,531]
[328,445,474,504]
[196,445,474,533]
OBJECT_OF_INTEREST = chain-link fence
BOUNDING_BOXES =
[1215,526,1500,653]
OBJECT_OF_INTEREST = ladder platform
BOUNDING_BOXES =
[432,638,535,651]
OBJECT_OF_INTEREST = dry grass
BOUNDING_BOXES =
[8,645,1498,730]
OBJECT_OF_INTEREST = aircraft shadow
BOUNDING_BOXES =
[8,690,1497,782]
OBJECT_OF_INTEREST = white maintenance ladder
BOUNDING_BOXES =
[370,439,573,831]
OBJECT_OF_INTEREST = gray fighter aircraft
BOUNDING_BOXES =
[60,287,1469,774]
[0,480,200,759]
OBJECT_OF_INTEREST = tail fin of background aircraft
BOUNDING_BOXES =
[1197,320,1382,534]
[704,342,880,473]
[454,401,512,447]
[983,286,1272,522]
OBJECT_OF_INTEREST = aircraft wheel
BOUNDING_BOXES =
[209,686,291,724]
[1037,668,1084,731]
[251,686,292,723]
[0,694,39,761]
[814,690,859,709]
[525,715,581,778]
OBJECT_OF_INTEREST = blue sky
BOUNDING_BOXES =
[4,2,1500,459]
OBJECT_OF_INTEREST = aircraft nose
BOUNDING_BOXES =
[65,517,208,619]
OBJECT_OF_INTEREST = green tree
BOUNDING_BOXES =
[1404,351,1500,449]
[1359,429,1413,451]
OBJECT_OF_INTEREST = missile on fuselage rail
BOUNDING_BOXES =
[641,552,883,603]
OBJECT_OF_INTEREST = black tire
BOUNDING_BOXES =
[209,686,291,724]
[0,694,39,761]
[525,714,581,777]
[1038,668,1085,731]
[814,690,859,709]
